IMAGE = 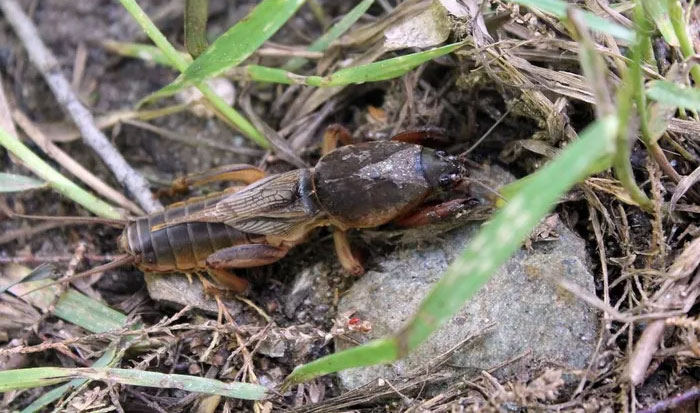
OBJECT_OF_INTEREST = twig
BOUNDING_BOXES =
[639,386,700,413]
[0,0,161,213]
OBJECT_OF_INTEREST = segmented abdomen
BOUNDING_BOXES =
[124,193,248,272]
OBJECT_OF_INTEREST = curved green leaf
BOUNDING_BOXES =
[232,42,464,86]
[154,0,306,98]
[647,80,700,111]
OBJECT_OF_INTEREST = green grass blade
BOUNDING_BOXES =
[0,263,57,295]
[283,338,398,387]
[155,0,306,98]
[76,368,267,400]
[19,294,137,412]
[0,172,46,192]
[20,343,122,413]
[3,367,267,400]
[0,368,71,392]
[647,80,700,110]
[641,0,679,46]
[309,42,464,86]
[0,126,122,219]
[54,290,128,333]
[102,40,191,69]
[284,0,375,72]
[668,0,700,85]
[236,42,464,86]
[508,0,636,42]
[284,116,618,386]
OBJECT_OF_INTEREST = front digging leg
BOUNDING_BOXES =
[394,198,472,227]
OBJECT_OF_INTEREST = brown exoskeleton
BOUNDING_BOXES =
[20,130,468,294]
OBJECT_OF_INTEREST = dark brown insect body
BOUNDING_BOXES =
[118,192,250,272]
[116,140,464,292]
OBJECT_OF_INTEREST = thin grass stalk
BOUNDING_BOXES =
[0,126,122,219]
[633,2,653,143]
[632,1,683,183]
[667,0,700,86]
[614,64,655,213]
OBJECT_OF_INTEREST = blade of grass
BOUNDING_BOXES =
[0,172,46,192]
[0,263,56,294]
[116,39,462,88]
[283,0,375,72]
[54,289,127,333]
[647,80,700,110]
[571,5,653,212]
[118,0,270,148]
[78,368,267,400]
[614,57,655,213]
[1,367,268,400]
[668,0,700,85]
[283,116,619,386]
[641,0,679,46]
[508,0,636,42]
[151,0,306,98]
[0,367,69,392]
[629,2,684,184]
[567,9,614,117]
[232,42,465,86]
[18,290,136,412]
[101,40,191,69]
[20,342,123,413]
[0,126,123,219]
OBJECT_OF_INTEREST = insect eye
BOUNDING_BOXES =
[438,174,453,187]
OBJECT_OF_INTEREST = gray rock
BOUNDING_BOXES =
[284,262,333,319]
[145,272,242,316]
[336,218,599,390]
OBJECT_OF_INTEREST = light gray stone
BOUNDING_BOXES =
[336,218,599,390]
[145,272,242,316]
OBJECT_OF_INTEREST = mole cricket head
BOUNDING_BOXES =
[420,147,466,192]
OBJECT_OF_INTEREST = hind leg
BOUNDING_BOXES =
[204,244,289,293]
[393,198,473,227]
